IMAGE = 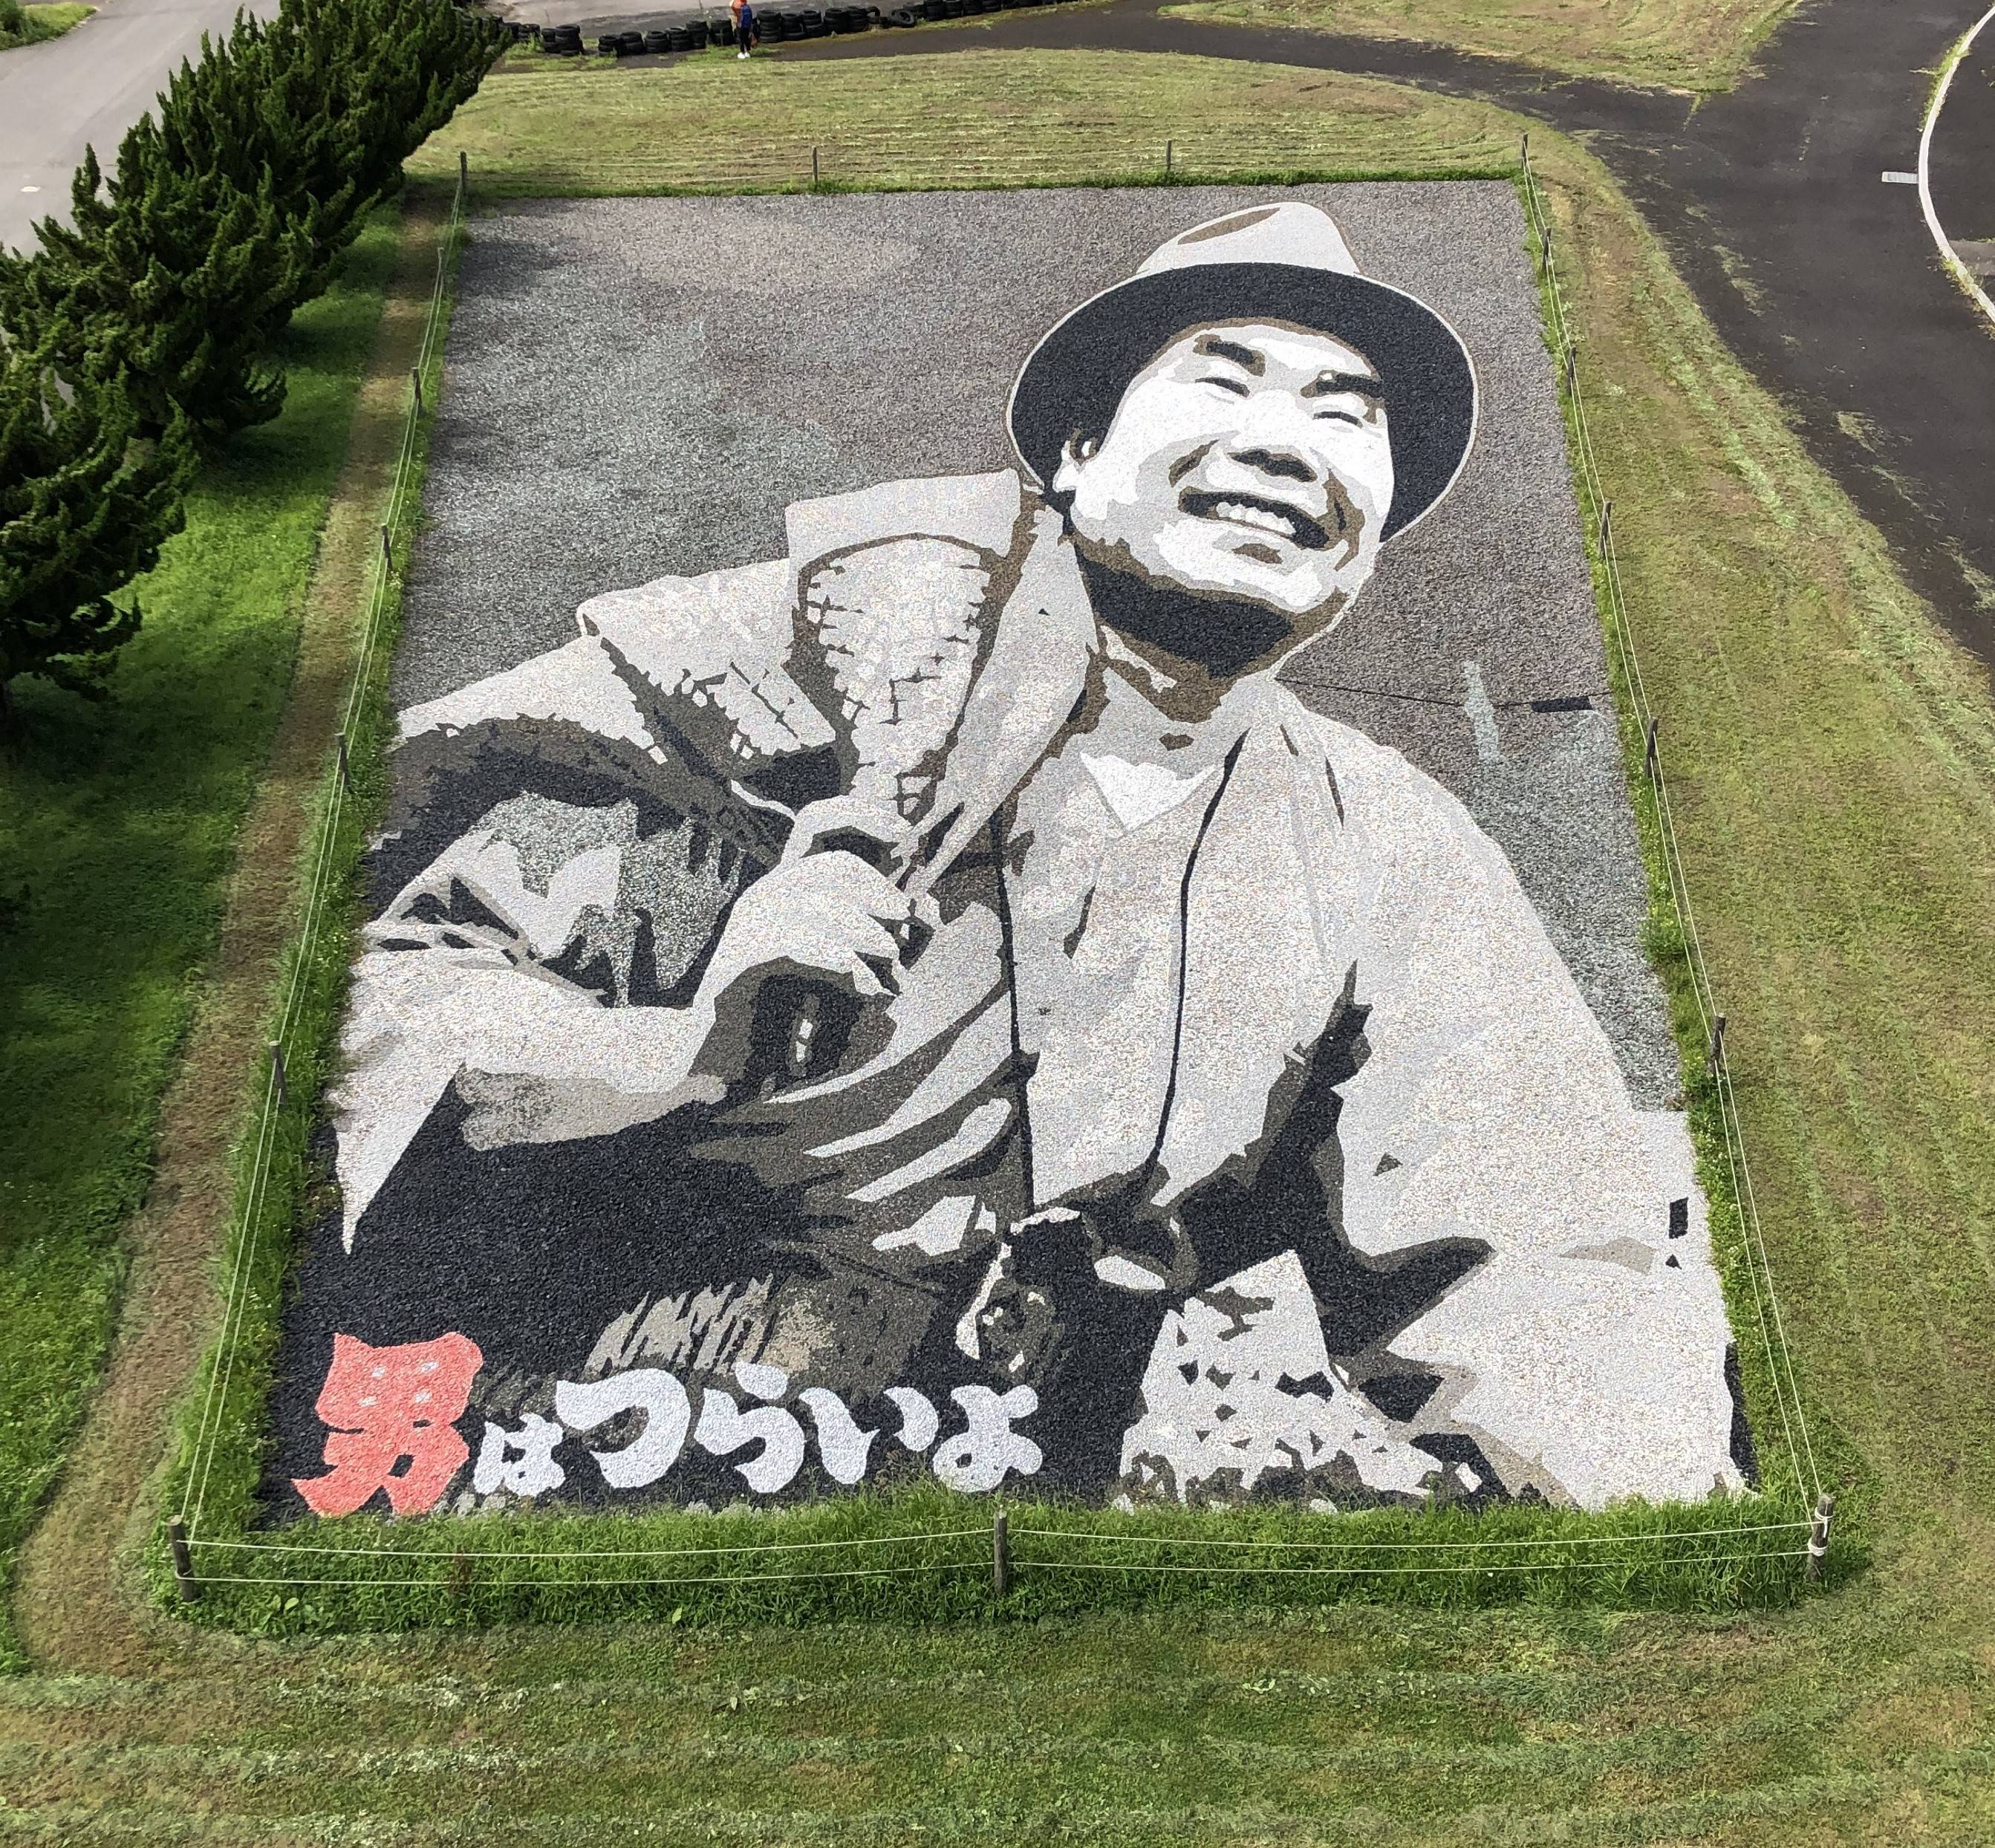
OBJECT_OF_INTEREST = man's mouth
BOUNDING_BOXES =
[1178,488,1331,552]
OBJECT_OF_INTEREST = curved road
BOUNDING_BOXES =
[0,0,276,254]
[792,0,1995,671]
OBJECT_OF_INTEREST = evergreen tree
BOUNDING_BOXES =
[0,345,193,719]
[0,0,498,715]
[160,0,500,312]
[0,0,498,446]
[258,0,501,304]
[1,114,314,443]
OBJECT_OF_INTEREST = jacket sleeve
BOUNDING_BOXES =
[333,475,1032,1252]
[333,622,790,1252]
[1323,730,1742,1509]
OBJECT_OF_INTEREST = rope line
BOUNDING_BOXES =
[186,1552,1799,1590]
[189,1562,986,1591]
[183,1516,1810,1563]
[1015,1550,1809,1578]
[189,1526,997,1559]
[1007,1519,1812,1552]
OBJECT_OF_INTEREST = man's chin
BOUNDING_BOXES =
[1069,529,1352,676]
[1147,546,1341,623]
[1149,535,1348,622]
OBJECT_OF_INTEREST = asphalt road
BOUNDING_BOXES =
[0,0,278,254]
[779,0,1995,673]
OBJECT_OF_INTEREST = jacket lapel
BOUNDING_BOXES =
[1153,690,1348,1208]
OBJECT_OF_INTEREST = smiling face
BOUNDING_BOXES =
[1052,320,1395,645]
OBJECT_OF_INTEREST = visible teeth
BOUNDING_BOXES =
[1213,499,1296,539]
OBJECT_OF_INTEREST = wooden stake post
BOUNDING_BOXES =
[169,1519,201,1603]
[1806,1492,1835,1584]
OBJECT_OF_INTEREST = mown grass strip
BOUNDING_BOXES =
[406,50,1522,194]
[0,1,93,50]
[0,214,410,1674]
[1516,152,1830,1517]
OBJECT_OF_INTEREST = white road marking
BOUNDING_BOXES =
[1881,170,1918,184]
[1918,3,1995,331]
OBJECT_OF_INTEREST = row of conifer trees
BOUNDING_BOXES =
[0,0,500,718]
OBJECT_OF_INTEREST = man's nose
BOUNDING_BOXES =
[1226,443,1318,485]
[1224,403,1325,485]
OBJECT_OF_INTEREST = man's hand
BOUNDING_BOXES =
[690,798,939,1087]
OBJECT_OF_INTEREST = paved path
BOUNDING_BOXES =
[0,0,277,254]
[777,0,1995,672]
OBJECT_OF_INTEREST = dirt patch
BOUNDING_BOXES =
[9,195,446,1674]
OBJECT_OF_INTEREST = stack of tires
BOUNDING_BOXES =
[761,9,828,39]
[640,20,710,50]
[538,20,584,51]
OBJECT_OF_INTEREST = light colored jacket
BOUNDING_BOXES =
[339,469,1743,1509]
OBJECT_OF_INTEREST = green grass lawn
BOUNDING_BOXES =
[406,46,1524,192]
[1160,0,1798,92]
[0,215,400,1674]
[0,1,92,49]
[6,47,1995,1844]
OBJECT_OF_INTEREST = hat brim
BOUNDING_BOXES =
[1007,264,1478,542]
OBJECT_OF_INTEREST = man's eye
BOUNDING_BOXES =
[1313,406,1367,426]
[1200,375,1250,397]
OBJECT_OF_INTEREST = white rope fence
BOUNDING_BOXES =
[166,148,1829,1607]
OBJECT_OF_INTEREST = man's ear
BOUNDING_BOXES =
[1050,433,1099,500]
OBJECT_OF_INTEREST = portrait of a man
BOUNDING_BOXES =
[273,195,1749,1520]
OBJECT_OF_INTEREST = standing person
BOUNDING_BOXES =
[734,0,755,56]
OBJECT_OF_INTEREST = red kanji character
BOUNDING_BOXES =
[293,1332,483,1517]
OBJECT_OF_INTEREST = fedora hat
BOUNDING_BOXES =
[1008,204,1478,542]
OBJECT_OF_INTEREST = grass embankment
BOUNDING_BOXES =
[0,0,91,49]
[1162,0,1797,92]
[406,46,1520,192]
[0,215,405,1673]
[6,47,1995,1844]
